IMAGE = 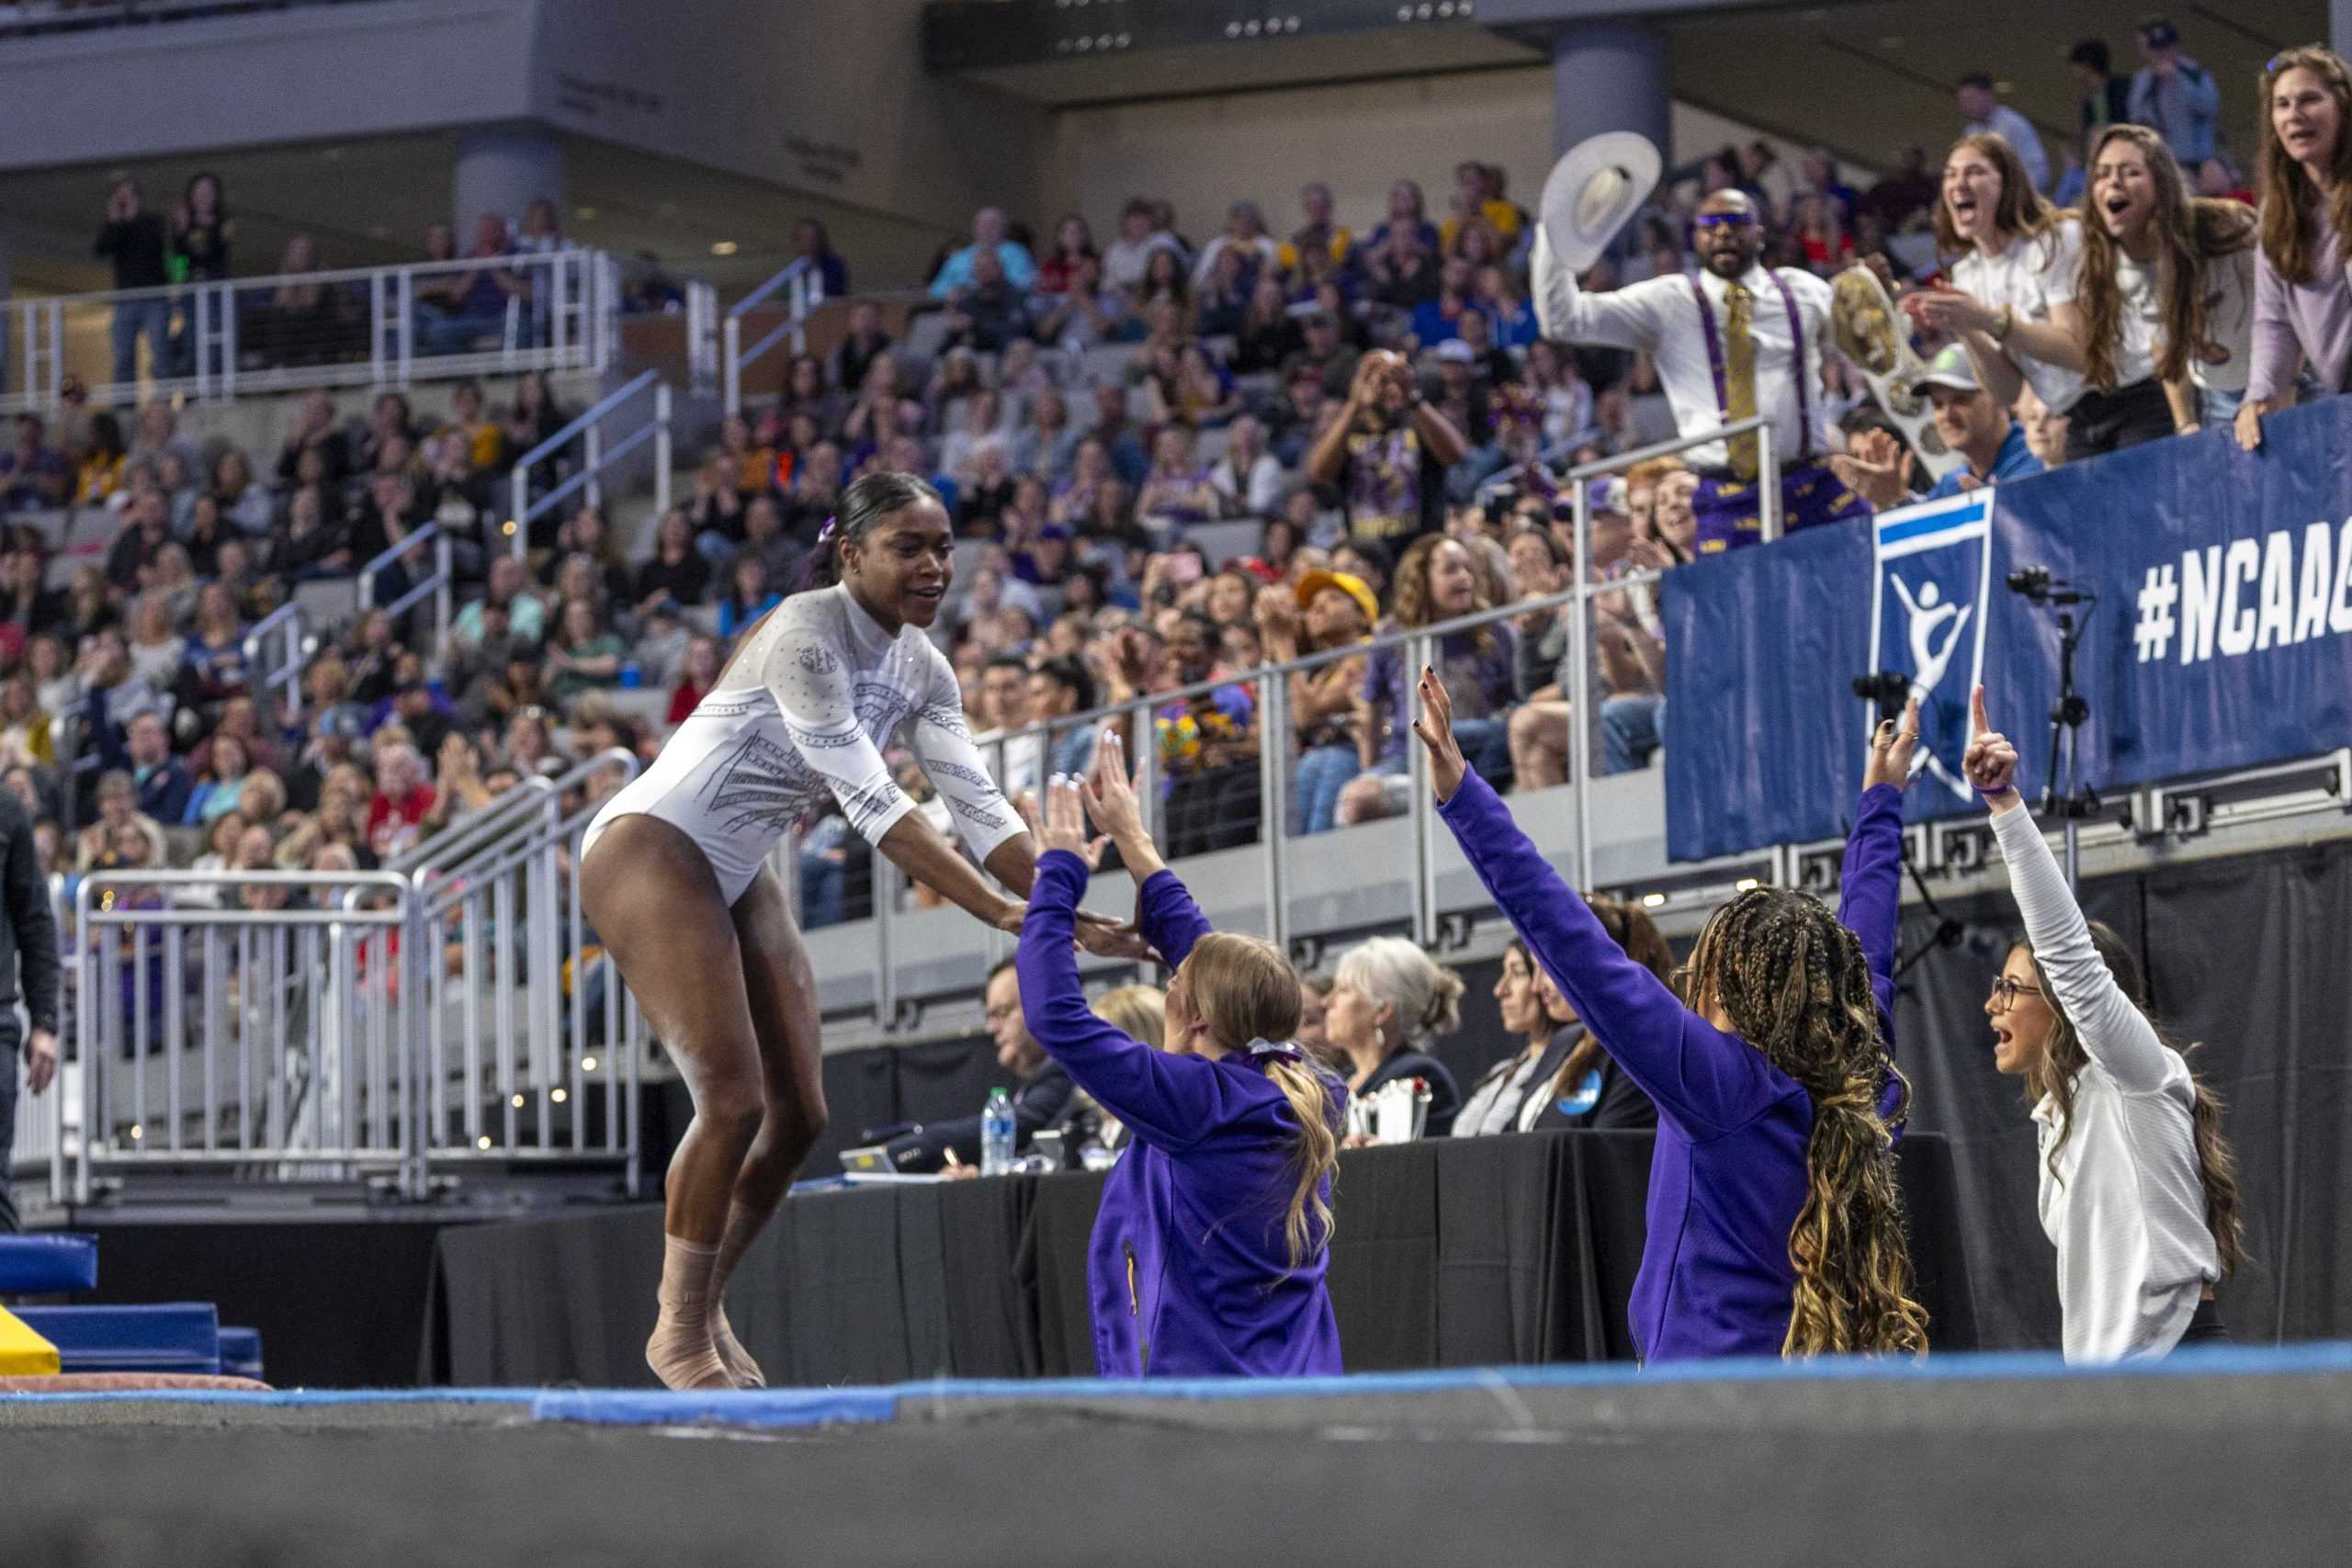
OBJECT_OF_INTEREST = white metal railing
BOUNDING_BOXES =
[507,367,672,558]
[356,520,457,654]
[401,749,644,1183]
[62,744,647,1205]
[685,279,720,397]
[722,256,825,417]
[4,248,618,416]
[73,869,419,1200]
[243,599,311,726]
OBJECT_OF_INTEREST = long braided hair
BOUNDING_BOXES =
[1683,886,1929,1357]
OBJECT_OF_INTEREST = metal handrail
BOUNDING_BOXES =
[4,248,617,415]
[840,411,1776,1019]
[405,747,639,886]
[507,367,672,558]
[242,599,311,725]
[723,256,824,416]
[356,521,457,651]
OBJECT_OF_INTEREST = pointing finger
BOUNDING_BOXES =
[1970,684,1989,738]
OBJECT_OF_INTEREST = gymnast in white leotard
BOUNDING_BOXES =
[581,564,1024,902]
[577,471,1134,1391]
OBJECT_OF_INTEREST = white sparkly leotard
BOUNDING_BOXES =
[582,584,1022,905]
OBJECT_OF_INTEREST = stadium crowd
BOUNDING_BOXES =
[0,20,2322,986]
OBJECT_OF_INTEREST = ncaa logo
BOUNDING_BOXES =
[1868,491,1995,803]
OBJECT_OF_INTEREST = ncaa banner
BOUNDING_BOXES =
[1663,516,1875,861]
[1986,401,2352,789]
[1663,399,2352,863]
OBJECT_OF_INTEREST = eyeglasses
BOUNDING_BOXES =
[1987,976,2045,1009]
[1692,213,1757,230]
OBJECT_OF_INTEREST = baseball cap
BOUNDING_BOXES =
[1916,344,1982,394]
[1294,569,1379,626]
[2139,18,2179,49]
[1434,340,1476,365]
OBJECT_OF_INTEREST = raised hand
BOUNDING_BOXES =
[1409,666,1467,803]
[1961,684,2021,807]
[1080,728,1148,847]
[1016,782,1105,870]
[1862,697,1921,793]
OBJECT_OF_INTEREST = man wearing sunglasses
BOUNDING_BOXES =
[1532,189,1871,553]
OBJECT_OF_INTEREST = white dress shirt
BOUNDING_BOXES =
[1533,231,1839,472]
[1951,220,2088,414]
[1992,805,2219,1363]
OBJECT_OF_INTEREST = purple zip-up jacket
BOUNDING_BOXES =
[1018,851,1345,1378]
[1435,769,1905,1362]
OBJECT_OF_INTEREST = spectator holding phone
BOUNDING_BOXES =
[1307,350,1465,548]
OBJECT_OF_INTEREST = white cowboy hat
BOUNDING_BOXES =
[1538,131,1663,273]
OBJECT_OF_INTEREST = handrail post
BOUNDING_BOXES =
[723,315,741,418]
[45,300,62,408]
[435,531,454,652]
[509,461,527,560]
[1408,631,1438,947]
[873,847,898,1032]
[396,266,414,387]
[1758,422,1781,544]
[584,417,603,513]
[192,284,212,400]
[1572,479,1597,892]
[369,270,387,387]
[74,877,93,1206]
[1258,670,1287,951]
[1130,695,1160,846]
[654,380,673,520]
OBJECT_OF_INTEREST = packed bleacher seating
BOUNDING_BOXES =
[0,23,2299,982]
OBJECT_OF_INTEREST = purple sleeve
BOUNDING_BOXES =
[1435,767,1791,1135]
[1836,784,1904,1047]
[2245,246,2300,405]
[1835,784,1909,1133]
[1018,852,1243,1150]
[1136,867,1215,970]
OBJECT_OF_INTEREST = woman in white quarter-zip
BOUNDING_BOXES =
[1964,685,2246,1361]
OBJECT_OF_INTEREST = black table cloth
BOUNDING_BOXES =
[424,1130,1976,1385]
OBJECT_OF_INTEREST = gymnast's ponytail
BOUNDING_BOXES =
[1184,932,1342,1272]
[797,468,944,593]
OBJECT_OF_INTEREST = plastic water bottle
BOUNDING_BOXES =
[980,1087,1016,1177]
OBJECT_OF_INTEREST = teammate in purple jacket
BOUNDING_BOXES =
[1416,668,1928,1360]
[1014,732,1346,1378]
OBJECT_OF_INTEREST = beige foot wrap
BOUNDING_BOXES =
[645,1234,731,1390]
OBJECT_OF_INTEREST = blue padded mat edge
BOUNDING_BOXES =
[0,1234,99,1295]
[6,1341,2352,1426]
[11,1303,220,1376]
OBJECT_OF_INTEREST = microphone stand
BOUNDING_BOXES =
[2036,592,2099,892]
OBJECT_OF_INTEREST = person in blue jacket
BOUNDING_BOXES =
[1414,666,1928,1361]
[1013,729,1346,1378]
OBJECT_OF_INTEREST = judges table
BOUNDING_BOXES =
[424,1131,1977,1386]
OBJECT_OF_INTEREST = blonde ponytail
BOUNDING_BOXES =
[1182,933,1340,1270]
[1265,1055,1340,1269]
